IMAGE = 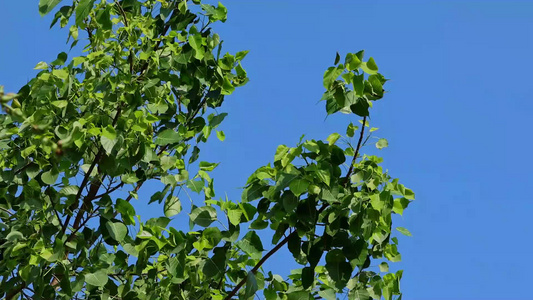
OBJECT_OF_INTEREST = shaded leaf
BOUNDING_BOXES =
[236,231,264,259]
[189,206,217,227]
[244,272,258,299]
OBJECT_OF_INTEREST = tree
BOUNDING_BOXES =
[0,0,415,299]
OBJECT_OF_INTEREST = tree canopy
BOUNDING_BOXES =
[0,0,414,299]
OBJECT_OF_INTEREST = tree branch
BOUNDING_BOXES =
[343,116,366,186]
[224,231,298,300]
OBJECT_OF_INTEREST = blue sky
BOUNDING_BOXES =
[2,1,533,299]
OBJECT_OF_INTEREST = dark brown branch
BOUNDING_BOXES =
[343,116,367,186]
[62,105,122,235]
[61,148,103,235]
[114,0,129,27]
[65,206,99,244]
[224,231,298,300]
[5,282,25,300]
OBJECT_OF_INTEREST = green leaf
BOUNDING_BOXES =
[208,112,228,127]
[323,66,343,89]
[364,57,379,74]
[161,156,177,171]
[116,199,136,225]
[164,196,181,217]
[39,0,62,16]
[236,50,249,61]
[221,77,235,95]
[227,208,243,226]
[199,161,219,171]
[282,191,298,213]
[41,169,59,185]
[155,129,182,145]
[334,52,341,65]
[327,133,341,145]
[85,270,108,287]
[289,179,309,197]
[241,183,267,203]
[350,289,371,300]
[34,61,49,70]
[318,289,336,300]
[303,140,320,153]
[350,98,370,117]
[325,249,352,286]
[75,0,95,27]
[346,123,358,138]
[379,262,389,272]
[345,53,362,71]
[244,272,258,299]
[52,52,68,65]
[287,291,312,300]
[101,135,117,155]
[6,230,23,241]
[51,69,68,80]
[330,146,346,165]
[59,185,79,196]
[216,130,225,141]
[105,221,127,243]
[236,231,264,259]
[188,33,204,51]
[187,179,204,193]
[51,100,68,108]
[102,125,116,140]
[396,227,412,237]
[201,3,228,22]
[121,173,139,184]
[376,138,388,149]
[189,206,217,227]
[95,6,112,30]
[301,267,314,289]
[393,198,410,216]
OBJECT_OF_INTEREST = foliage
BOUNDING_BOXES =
[0,1,414,299]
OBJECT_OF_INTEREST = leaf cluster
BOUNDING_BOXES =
[0,1,414,300]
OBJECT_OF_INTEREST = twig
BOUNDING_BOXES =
[114,0,129,27]
[343,116,366,186]
[13,162,32,176]
[0,206,14,216]
[94,182,124,199]
[224,231,297,300]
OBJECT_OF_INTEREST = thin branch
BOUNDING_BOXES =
[114,0,129,27]
[343,116,366,186]
[0,206,14,216]
[94,182,124,199]
[5,283,25,300]
[65,206,100,244]
[13,162,32,176]
[61,148,103,235]
[224,231,297,300]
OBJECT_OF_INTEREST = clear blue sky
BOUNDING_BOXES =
[2,1,533,299]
